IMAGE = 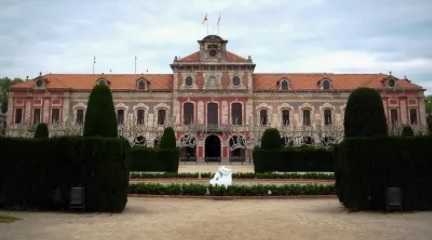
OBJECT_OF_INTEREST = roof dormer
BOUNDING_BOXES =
[318,78,333,90]
[136,78,150,91]
[33,74,48,90]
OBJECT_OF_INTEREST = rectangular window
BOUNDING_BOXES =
[410,109,418,125]
[15,108,23,124]
[324,109,332,125]
[260,110,268,126]
[33,108,41,125]
[390,109,398,125]
[137,109,145,125]
[184,103,194,125]
[282,110,290,126]
[158,109,166,125]
[303,110,311,126]
[117,109,124,125]
[231,103,243,125]
[51,108,60,124]
[76,109,84,125]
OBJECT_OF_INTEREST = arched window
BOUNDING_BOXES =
[322,80,331,90]
[231,103,242,125]
[324,109,332,125]
[183,103,194,125]
[117,109,125,125]
[303,109,311,126]
[282,109,290,126]
[185,76,193,87]
[280,80,289,90]
[260,109,268,126]
[157,109,166,125]
[137,80,146,90]
[232,76,241,86]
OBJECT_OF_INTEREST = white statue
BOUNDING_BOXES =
[209,166,233,188]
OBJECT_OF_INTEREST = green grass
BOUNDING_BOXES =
[0,215,20,223]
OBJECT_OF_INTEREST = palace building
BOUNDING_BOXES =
[6,35,427,162]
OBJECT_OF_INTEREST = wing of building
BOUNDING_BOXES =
[7,35,427,162]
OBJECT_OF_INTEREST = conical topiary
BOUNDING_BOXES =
[344,88,388,138]
[401,125,414,137]
[159,127,176,149]
[83,84,118,137]
[34,123,49,138]
[261,128,282,150]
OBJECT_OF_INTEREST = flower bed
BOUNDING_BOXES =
[129,172,335,180]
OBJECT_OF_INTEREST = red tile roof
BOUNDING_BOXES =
[177,51,249,63]
[11,74,173,91]
[10,73,423,92]
[253,73,423,91]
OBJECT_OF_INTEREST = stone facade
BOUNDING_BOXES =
[6,35,427,163]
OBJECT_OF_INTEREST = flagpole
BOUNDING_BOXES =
[92,56,96,74]
[134,56,137,74]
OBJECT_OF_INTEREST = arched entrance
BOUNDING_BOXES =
[229,135,246,162]
[205,135,221,162]
[180,135,196,162]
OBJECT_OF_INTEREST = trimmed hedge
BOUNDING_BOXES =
[129,183,335,196]
[127,146,179,172]
[335,137,432,211]
[261,128,282,150]
[253,147,334,173]
[0,137,129,212]
[130,172,335,180]
[344,88,388,137]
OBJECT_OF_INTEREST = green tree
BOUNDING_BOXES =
[83,84,118,137]
[261,128,282,150]
[0,77,24,113]
[344,88,388,138]
[427,115,432,135]
[401,125,414,137]
[159,127,176,149]
[425,95,432,116]
[34,123,49,138]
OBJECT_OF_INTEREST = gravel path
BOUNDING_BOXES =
[1,197,431,240]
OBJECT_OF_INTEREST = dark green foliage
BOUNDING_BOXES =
[261,128,282,150]
[0,137,129,212]
[427,115,432,135]
[129,172,335,180]
[128,183,335,196]
[253,147,334,173]
[344,88,388,137]
[34,123,49,138]
[335,137,432,211]
[83,84,117,137]
[0,77,24,113]
[401,125,414,137]
[159,127,176,149]
[127,146,179,173]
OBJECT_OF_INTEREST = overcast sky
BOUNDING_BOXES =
[1,0,431,93]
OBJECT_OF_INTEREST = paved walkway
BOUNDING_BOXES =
[1,197,431,240]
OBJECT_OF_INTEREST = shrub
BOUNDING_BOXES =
[128,183,335,196]
[159,127,176,149]
[34,123,49,138]
[261,128,282,150]
[83,84,117,137]
[127,146,179,173]
[344,88,388,137]
[335,137,432,211]
[253,147,334,173]
[0,137,129,212]
[401,125,414,137]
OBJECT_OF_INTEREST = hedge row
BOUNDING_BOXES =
[129,183,335,196]
[335,137,432,211]
[127,146,179,173]
[129,172,335,180]
[0,137,129,212]
[253,147,334,173]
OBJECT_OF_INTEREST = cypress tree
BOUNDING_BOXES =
[83,84,118,137]
[261,128,282,150]
[344,88,388,138]
[159,127,176,149]
[401,125,414,137]
[34,123,49,138]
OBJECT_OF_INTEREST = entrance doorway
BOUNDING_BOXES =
[205,135,221,162]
